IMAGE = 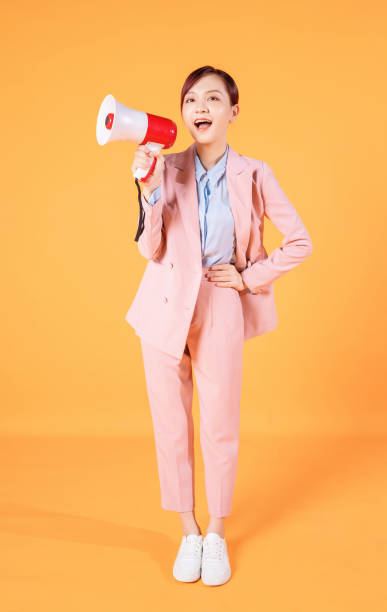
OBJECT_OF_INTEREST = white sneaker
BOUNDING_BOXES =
[201,532,231,586]
[172,533,203,582]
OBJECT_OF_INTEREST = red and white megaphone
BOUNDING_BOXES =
[96,94,177,182]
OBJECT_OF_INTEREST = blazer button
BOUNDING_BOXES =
[169,262,173,269]
[163,296,168,303]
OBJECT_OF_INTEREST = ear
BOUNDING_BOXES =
[231,104,239,121]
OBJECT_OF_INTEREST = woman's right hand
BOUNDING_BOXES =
[131,144,165,199]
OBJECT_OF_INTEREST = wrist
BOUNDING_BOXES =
[238,275,249,293]
[142,189,151,202]
[239,273,247,290]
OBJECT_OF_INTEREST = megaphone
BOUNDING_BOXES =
[96,94,177,242]
[96,94,177,181]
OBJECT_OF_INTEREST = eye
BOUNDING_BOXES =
[185,96,219,103]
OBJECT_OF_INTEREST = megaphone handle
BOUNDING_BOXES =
[133,142,163,242]
[140,155,157,183]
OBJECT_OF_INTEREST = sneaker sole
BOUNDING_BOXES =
[201,568,231,586]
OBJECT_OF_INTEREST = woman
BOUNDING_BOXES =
[126,65,313,586]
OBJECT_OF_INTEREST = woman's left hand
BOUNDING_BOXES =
[205,263,247,292]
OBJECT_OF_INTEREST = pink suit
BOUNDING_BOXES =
[125,143,313,516]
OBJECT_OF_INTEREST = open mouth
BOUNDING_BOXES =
[194,119,213,131]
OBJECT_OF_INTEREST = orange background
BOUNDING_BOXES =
[1,0,386,610]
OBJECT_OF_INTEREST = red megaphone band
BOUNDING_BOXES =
[138,114,177,182]
[140,113,177,149]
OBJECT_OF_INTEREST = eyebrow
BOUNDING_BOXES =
[185,89,224,95]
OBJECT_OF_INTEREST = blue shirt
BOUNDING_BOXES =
[144,143,236,267]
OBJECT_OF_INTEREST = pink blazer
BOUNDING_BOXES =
[125,142,313,359]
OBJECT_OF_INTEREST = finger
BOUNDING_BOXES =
[207,271,232,278]
[214,282,235,288]
[136,148,153,161]
[209,276,233,283]
[133,159,149,171]
[135,159,152,168]
[208,264,232,270]
[136,151,153,162]
[146,147,161,157]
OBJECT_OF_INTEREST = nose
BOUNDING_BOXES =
[195,100,210,112]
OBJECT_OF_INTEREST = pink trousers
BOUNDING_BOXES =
[139,265,245,518]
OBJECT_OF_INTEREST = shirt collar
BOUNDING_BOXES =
[194,143,229,187]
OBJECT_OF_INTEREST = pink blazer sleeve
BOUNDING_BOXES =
[240,161,313,293]
[137,191,165,261]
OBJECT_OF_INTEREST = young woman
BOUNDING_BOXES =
[126,65,313,585]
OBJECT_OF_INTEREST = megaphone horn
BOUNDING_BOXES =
[96,94,177,173]
[96,94,177,241]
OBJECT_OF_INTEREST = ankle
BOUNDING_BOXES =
[183,527,201,536]
[179,511,201,536]
[206,517,226,538]
[182,521,201,536]
[206,529,225,538]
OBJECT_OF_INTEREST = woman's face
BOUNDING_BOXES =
[181,74,239,144]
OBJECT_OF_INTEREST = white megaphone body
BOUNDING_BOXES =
[96,94,177,182]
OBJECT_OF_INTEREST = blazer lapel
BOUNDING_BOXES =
[173,142,252,269]
[226,145,252,270]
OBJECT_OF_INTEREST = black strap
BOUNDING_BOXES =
[134,178,145,242]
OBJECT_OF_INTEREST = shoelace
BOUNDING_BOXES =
[203,538,224,560]
[180,535,202,558]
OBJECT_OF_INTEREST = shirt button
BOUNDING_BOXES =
[169,262,173,269]
[163,296,168,303]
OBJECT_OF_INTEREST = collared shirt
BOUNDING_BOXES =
[145,143,236,267]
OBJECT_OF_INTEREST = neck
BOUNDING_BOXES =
[194,140,228,171]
